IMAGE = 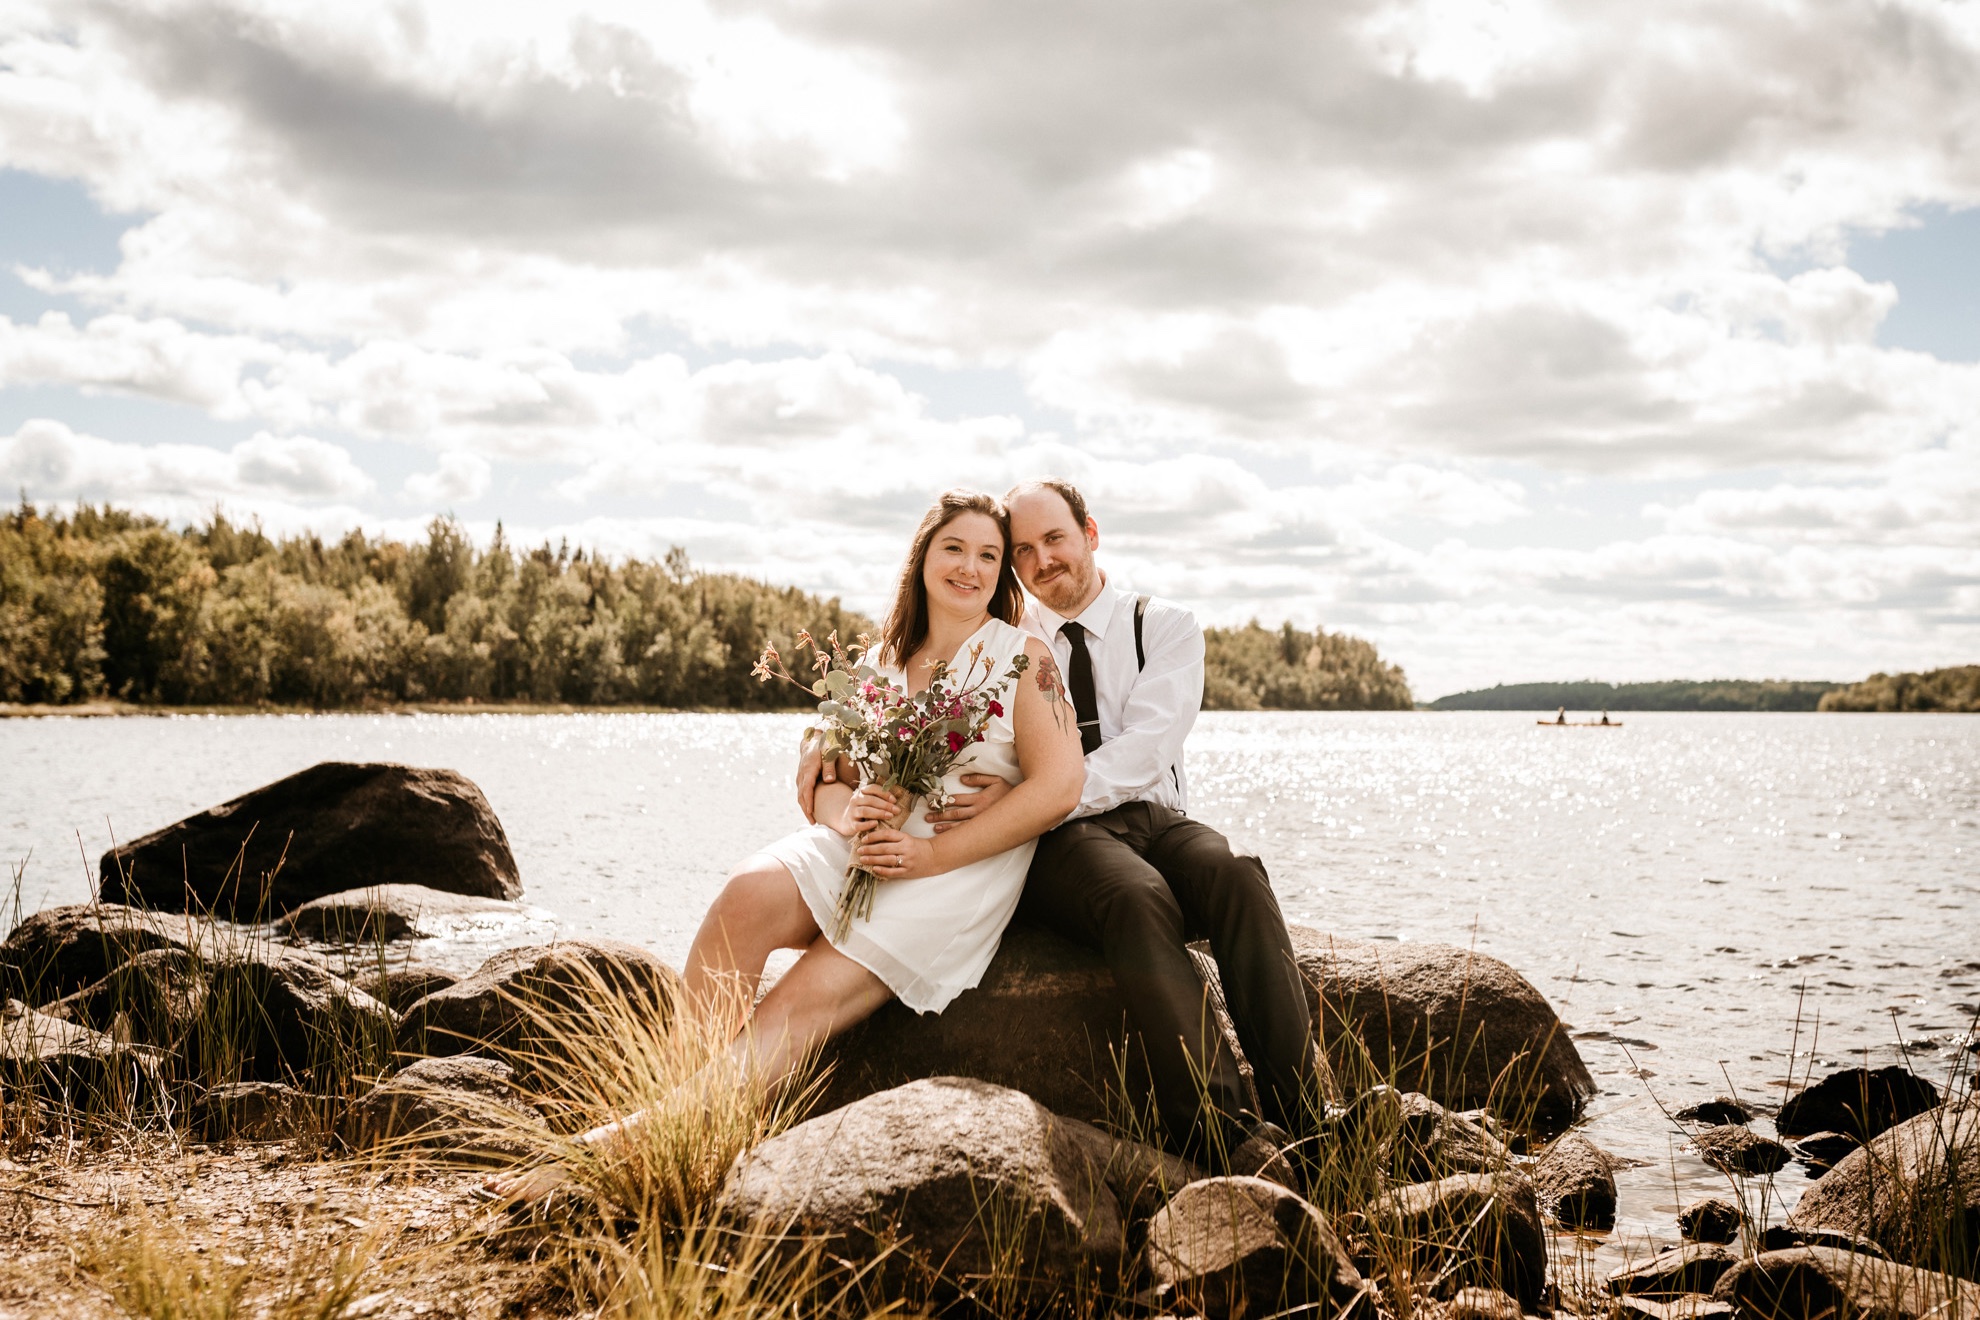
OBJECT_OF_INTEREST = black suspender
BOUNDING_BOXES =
[1133,593,1148,671]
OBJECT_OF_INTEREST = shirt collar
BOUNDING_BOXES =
[1033,572,1124,640]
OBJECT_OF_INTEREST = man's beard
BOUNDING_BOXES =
[1029,562,1094,615]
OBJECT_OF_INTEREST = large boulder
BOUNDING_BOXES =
[1387,1091,1513,1181]
[808,924,1283,1132]
[0,904,194,1005]
[276,884,540,944]
[1788,1101,1980,1279]
[1,998,160,1105]
[1292,927,1593,1133]
[100,763,521,918]
[1363,1172,1548,1309]
[1775,1066,1940,1141]
[395,939,679,1074]
[1144,1176,1369,1320]
[1607,1244,1739,1297]
[1693,1123,1790,1176]
[46,943,396,1085]
[1711,1246,1980,1320]
[716,1077,1124,1310]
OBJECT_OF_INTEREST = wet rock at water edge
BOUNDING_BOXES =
[196,1080,319,1142]
[0,904,193,1006]
[1788,1100,1980,1278]
[1711,1246,1980,1320]
[46,944,396,1083]
[716,1077,1125,1310]
[1293,927,1594,1133]
[342,1056,544,1157]
[1144,1176,1369,1320]
[277,884,539,945]
[1692,1123,1789,1175]
[1531,1131,1618,1229]
[396,939,679,1074]
[1,998,160,1103]
[1674,1096,1751,1126]
[1774,1065,1940,1141]
[101,762,522,919]
[1444,1286,1525,1320]
[1606,1244,1739,1298]
[1791,1130,1858,1171]
[1364,1172,1548,1309]
[1677,1196,1742,1244]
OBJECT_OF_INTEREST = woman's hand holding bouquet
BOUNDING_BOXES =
[754,628,1029,940]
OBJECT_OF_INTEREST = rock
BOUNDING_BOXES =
[0,904,193,1005]
[1532,1132,1618,1229]
[1792,1130,1859,1171]
[1677,1197,1742,1245]
[1611,1294,1734,1320]
[808,924,1296,1133]
[100,763,521,918]
[1445,1286,1525,1320]
[1054,1116,1203,1224]
[1775,1066,1940,1141]
[1674,1097,1751,1126]
[1145,1177,1369,1320]
[1755,1224,1888,1259]
[1364,1173,1547,1309]
[1711,1246,1980,1320]
[1606,1244,1739,1297]
[0,998,159,1104]
[275,884,536,944]
[1692,1123,1789,1175]
[352,962,460,1015]
[47,944,396,1084]
[716,1077,1124,1309]
[342,1056,544,1156]
[1292,926,1594,1133]
[1787,1100,1980,1278]
[195,1080,318,1141]
[1389,1092,1513,1181]
[395,939,679,1074]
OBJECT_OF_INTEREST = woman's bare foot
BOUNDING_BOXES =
[482,1162,570,1205]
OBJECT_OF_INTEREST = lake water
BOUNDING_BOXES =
[4,710,1975,1267]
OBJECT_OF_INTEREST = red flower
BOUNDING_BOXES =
[987,700,1004,718]
[946,731,966,753]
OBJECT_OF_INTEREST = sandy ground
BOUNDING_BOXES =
[0,1137,571,1320]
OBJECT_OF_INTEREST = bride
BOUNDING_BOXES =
[490,489,1083,1201]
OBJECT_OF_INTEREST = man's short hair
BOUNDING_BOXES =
[1005,478,1089,528]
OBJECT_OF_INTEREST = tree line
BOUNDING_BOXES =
[1,503,1412,712]
[1428,679,1843,712]
[1817,667,1980,713]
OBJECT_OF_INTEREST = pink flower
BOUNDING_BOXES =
[987,700,1004,718]
[946,731,966,753]
[898,727,912,740]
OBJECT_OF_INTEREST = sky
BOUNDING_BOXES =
[1,0,1977,701]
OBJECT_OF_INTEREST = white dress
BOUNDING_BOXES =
[759,617,1038,1014]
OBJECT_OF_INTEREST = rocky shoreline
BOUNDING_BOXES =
[3,761,1974,1319]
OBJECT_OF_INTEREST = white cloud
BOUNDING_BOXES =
[3,0,1979,692]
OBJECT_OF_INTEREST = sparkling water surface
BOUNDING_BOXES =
[4,710,1975,1269]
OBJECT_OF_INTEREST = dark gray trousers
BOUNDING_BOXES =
[1016,800,1317,1157]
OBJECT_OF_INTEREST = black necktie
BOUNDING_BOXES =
[1061,621,1103,755]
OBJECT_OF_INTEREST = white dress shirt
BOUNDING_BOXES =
[1021,575,1203,819]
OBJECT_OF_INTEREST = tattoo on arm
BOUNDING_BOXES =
[1034,652,1072,733]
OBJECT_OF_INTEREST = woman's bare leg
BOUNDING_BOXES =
[682,856,822,1032]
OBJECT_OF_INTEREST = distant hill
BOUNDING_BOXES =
[1203,620,1413,711]
[1818,666,1980,712]
[1427,679,1841,712]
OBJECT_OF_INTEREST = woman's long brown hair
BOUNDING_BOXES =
[879,489,1024,669]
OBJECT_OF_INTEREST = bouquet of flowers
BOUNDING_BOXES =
[754,629,1030,940]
